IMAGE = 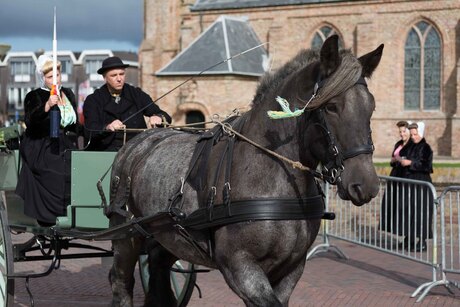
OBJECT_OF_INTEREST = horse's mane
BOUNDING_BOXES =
[252,49,358,107]
[252,49,319,106]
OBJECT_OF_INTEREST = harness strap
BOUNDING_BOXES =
[206,139,229,220]
[167,129,214,210]
[187,117,239,191]
[181,196,326,230]
[223,136,235,212]
[342,144,374,159]
[173,224,210,259]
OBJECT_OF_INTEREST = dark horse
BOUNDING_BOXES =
[107,35,383,306]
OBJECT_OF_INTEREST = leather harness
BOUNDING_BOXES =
[165,116,332,233]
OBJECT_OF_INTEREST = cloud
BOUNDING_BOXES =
[0,0,142,51]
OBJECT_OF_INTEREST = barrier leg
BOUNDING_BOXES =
[411,269,459,302]
[412,280,449,303]
[307,235,348,260]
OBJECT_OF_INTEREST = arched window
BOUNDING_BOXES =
[404,21,441,111]
[311,25,343,50]
[186,110,205,129]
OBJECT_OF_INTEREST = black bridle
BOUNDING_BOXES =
[311,76,375,184]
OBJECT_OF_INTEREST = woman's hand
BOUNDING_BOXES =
[400,158,412,167]
[45,95,60,112]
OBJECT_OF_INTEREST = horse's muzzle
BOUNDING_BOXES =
[337,178,379,206]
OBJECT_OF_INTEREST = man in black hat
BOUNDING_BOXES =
[83,56,171,151]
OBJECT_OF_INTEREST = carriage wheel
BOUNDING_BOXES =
[0,196,14,307]
[138,255,196,306]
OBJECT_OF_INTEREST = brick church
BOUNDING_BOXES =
[140,0,460,159]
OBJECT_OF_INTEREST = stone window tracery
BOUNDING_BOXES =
[311,25,343,50]
[404,21,441,111]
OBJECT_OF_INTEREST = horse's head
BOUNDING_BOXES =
[251,35,382,205]
[298,35,383,206]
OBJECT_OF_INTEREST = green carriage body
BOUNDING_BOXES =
[60,151,116,229]
[0,149,115,230]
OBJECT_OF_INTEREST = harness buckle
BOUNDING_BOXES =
[222,122,235,137]
[179,177,185,194]
[331,145,339,156]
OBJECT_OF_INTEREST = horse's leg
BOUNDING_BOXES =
[109,215,143,307]
[143,239,178,307]
[219,253,282,307]
[272,259,306,306]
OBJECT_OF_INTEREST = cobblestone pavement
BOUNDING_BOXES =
[11,235,460,306]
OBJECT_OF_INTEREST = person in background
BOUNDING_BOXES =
[380,120,414,243]
[15,54,79,226]
[399,122,434,252]
[83,56,171,151]
[388,121,414,177]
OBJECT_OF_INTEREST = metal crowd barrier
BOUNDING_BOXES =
[434,186,460,296]
[307,175,460,302]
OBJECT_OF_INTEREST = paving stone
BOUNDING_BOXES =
[10,235,460,306]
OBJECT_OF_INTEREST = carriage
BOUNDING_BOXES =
[0,35,384,306]
[0,124,197,306]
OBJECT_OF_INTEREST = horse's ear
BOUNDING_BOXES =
[359,44,384,78]
[320,35,341,77]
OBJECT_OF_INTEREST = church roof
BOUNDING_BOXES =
[191,0,343,11]
[156,16,267,77]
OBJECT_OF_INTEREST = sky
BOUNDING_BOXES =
[0,0,143,53]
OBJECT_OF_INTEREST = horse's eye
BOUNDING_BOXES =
[325,104,337,113]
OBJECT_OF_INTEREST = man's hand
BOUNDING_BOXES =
[149,115,163,127]
[106,119,126,131]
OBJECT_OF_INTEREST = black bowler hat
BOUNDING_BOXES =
[97,56,130,74]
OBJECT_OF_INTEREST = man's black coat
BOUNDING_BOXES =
[83,83,171,151]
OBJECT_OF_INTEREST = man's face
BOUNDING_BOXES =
[104,68,126,92]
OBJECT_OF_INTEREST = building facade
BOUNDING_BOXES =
[0,50,138,125]
[141,0,460,158]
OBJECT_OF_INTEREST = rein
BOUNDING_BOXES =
[212,118,326,180]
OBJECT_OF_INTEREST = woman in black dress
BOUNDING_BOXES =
[380,121,413,239]
[15,55,79,226]
[399,122,434,251]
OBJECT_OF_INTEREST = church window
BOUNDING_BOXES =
[404,21,441,111]
[311,26,343,50]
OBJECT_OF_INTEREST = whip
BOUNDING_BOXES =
[120,42,269,125]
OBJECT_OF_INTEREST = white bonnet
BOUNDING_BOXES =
[36,54,53,74]
[417,121,425,138]
[408,121,425,138]
[35,54,61,89]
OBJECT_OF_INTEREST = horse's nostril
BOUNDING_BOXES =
[351,183,364,200]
